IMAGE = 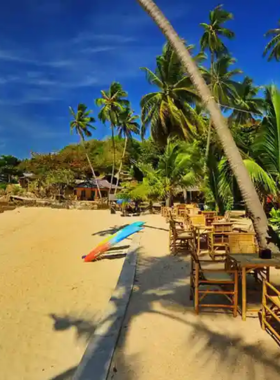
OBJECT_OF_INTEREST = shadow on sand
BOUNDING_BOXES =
[49,247,280,380]
[92,225,128,237]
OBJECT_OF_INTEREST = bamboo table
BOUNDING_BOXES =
[227,254,280,321]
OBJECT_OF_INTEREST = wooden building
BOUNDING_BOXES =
[75,179,119,201]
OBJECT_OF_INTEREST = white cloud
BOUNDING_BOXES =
[73,33,136,45]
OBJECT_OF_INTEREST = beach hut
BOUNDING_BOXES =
[75,179,119,200]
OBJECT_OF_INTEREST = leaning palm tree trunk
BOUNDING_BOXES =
[136,0,274,251]
[205,52,215,163]
[80,138,102,199]
[114,136,128,194]
[110,126,116,193]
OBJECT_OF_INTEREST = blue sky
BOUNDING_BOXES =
[0,0,279,158]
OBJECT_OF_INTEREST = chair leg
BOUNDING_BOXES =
[194,263,199,314]
[190,259,194,300]
[233,270,238,317]
[262,281,266,330]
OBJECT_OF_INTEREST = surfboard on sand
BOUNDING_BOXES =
[83,222,145,262]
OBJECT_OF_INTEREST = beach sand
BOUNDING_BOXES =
[0,207,126,380]
[109,214,280,380]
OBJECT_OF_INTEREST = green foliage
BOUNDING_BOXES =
[117,108,140,139]
[201,55,242,106]
[269,208,280,233]
[200,4,235,58]
[140,42,203,144]
[96,82,129,126]
[69,103,95,140]
[264,20,280,61]
[138,138,163,168]
[230,77,264,125]
[252,85,280,179]
[0,155,22,181]
[121,139,204,203]
[19,138,138,180]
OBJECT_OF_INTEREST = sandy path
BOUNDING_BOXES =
[110,215,280,380]
[0,208,126,380]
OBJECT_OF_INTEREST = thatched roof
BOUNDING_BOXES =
[75,179,120,190]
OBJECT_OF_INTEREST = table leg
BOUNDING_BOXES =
[242,267,247,321]
[197,230,200,255]
[267,267,270,283]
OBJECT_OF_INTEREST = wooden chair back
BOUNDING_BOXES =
[201,211,217,217]
[186,203,196,209]
[187,208,200,216]
[228,233,257,254]
[213,215,224,223]
[190,214,206,226]
[161,206,169,217]
[177,205,187,218]
[213,222,233,233]
[201,211,217,226]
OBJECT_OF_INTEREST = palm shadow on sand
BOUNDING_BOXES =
[49,248,280,380]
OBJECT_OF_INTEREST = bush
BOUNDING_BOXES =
[269,208,280,234]
[0,183,7,190]
[6,184,25,196]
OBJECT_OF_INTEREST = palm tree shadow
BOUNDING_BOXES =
[92,224,128,236]
[49,313,96,343]
[49,247,280,380]
[49,366,77,380]
[144,224,169,232]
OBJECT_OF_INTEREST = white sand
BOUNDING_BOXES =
[110,215,280,380]
[0,207,126,380]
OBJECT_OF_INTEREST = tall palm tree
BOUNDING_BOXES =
[200,5,235,160]
[69,103,101,198]
[141,42,203,145]
[136,0,275,251]
[137,139,204,206]
[200,5,235,64]
[230,77,264,125]
[114,108,140,193]
[95,82,129,191]
[253,85,280,181]
[264,20,280,61]
[201,55,242,106]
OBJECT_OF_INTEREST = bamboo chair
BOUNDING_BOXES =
[190,214,213,254]
[187,207,200,216]
[262,281,280,342]
[189,214,206,226]
[209,222,233,259]
[226,232,264,281]
[226,233,258,254]
[190,250,238,316]
[213,215,225,223]
[169,217,195,255]
[165,207,176,223]
[176,205,189,219]
[201,211,217,226]
[161,206,170,218]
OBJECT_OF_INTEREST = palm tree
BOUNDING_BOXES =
[264,20,280,61]
[230,77,264,125]
[114,108,140,193]
[200,5,235,64]
[136,0,275,251]
[95,82,129,191]
[200,5,235,160]
[201,55,242,106]
[137,139,204,206]
[253,85,280,182]
[141,42,203,145]
[69,103,101,198]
